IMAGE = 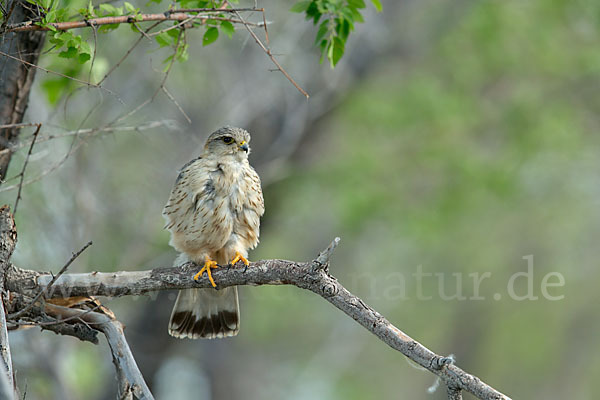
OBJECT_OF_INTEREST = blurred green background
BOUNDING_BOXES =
[4,0,600,399]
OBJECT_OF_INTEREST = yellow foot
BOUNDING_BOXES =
[230,252,249,267]
[193,258,219,288]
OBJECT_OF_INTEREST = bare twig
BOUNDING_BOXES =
[0,123,40,130]
[161,86,191,124]
[0,50,110,92]
[6,292,99,343]
[152,29,182,100]
[13,123,40,214]
[8,241,92,320]
[0,119,176,192]
[223,0,309,98]
[7,239,511,400]
[97,21,161,86]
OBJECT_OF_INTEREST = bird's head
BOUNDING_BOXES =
[204,126,251,160]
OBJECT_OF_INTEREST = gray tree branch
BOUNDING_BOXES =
[0,303,14,400]
[0,206,16,399]
[45,304,154,400]
[6,238,512,400]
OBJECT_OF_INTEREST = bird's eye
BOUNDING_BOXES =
[222,137,234,144]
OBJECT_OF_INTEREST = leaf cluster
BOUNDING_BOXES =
[21,0,376,104]
[290,0,382,68]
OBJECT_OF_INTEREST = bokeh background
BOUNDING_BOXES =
[4,0,600,399]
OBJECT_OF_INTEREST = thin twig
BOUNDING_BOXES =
[97,21,160,86]
[0,123,40,130]
[87,24,98,84]
[0,50,107,91]
[151,29,182,101]
[0,119,175,191]
[161,86,191,124]
[223,0,309,98]
[0,137,86,191]
[0,120,175,156]
[13,123,41,215]
[7,241,92,319]
[262,9,270,47]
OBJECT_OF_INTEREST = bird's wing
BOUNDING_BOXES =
[236,164,265,250]
[248,165,265,218]
[162,156,211,231]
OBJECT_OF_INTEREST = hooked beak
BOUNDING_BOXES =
[239,141,249,152]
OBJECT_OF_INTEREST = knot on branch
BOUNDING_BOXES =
[431,354,456,370]
[321,282,338,297]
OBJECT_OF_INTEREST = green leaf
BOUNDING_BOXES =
[202,27,219,46]
[58,47,78,59]
[79,41,91,54]
[98,23,120,33]
[314,19,329,45]
[290,1,311,13]
[336,17,351,40]
[220,20,235,38]
[348,0,366,9]
[370,0,382,12]
[329,37,344,68]
[99,3,121,16]
[167,28,180,38]
[78,52,91,64]
[39,0,51,10]
[350,7,364,23]
[44,10,57,23]
[155,32,172,47]
[176,43,189,62]
[124,1,136,13]
[306,2,322,24]
[41,78,69,105]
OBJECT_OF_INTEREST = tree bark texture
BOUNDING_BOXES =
[0,0,46,181]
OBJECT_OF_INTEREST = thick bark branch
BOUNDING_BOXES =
[0,1,46,181]
[0,303,14,400]
[0,360,13,400]
[6,239,511,400]
[45,304,154,400]
[0,206,16,398]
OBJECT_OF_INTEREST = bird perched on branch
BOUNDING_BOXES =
[162,126,264,339]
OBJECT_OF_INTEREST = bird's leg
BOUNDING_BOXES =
[193,258,219,288]
[230,251,249,267]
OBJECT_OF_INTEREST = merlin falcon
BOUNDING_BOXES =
[163,127,264,339]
